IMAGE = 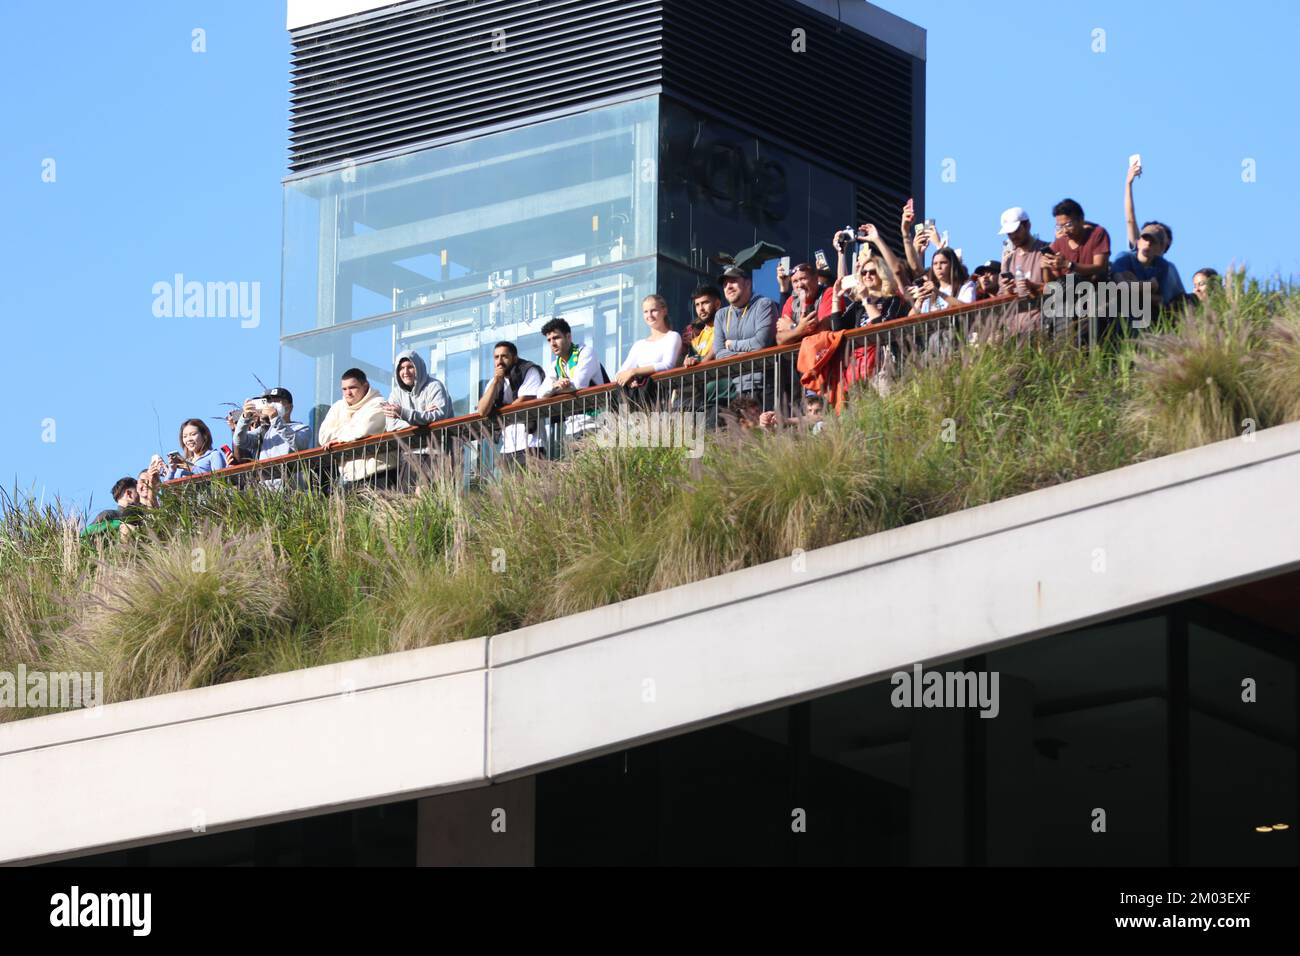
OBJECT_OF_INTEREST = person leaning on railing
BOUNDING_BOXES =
[713,264,777,403]
[682,284,722,367]
[613,294,682,398]
[996,206,1052,334]
[713,266,777,359]
[539,316,608,441]
[381,350,452,432]
[163,418,226,480]
[775,263,834,346]
[914,246,977,314]
[235,386,313,463]
[1045,197,1110,281]
[318,367,392,488]
[476,340,545,467]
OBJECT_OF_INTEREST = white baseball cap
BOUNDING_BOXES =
[998,207,1029,235]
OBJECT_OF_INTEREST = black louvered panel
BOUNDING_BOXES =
[288,0,666,172]
[287,0,921,188]
[856,185,909,260]
[660,0,915,197]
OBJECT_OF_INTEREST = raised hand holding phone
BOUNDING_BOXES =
[1127,153,1142,185]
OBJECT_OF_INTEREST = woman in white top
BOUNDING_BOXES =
[915,246,977,314]
[614,294,683,387]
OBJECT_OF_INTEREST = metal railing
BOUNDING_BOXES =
[165,292,1070,493]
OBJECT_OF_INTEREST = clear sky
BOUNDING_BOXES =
[4,1,1298,514]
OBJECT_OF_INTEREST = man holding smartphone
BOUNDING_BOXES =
[775,263,833,346]
[234,386,313,463]
[996,207,1052,333]
[1045,198,1110,281]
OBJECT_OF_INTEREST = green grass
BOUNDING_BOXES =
[3,278,1299,715]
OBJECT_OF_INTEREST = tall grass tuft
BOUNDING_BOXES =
[1256,308,1300,426]
[0,488,88,679]
[1124,306,1262,454]
[63,525,290,701]
[652,420,884,592]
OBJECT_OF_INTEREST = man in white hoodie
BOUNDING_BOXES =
[318,367,390,487]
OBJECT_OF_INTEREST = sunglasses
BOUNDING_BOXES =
[860,268,879,277]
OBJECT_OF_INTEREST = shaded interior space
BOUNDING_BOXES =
[47,577,1299,866]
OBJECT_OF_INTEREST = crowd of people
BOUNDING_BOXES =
[88,161,1217,531]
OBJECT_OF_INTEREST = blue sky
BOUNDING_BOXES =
[4,1,1298,514]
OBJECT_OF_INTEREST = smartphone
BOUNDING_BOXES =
[779,256,791,274]
[1129,153,1142,169]
[251,397,268,410]
[924,218,936,230]
[941,230,949,247]
[913,223,925,237]
[814,249,829,270]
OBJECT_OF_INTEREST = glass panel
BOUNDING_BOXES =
[282,97,658,338]
[281,260,656,422]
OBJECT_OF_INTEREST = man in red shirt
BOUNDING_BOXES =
[1044,198,1110,280]
[775,262,834,345]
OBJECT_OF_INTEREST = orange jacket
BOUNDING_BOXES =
[797,330,847,412]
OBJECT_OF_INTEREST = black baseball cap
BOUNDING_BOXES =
[972,260,1000,276]
[263,387,293,404]
[719,265,750,281]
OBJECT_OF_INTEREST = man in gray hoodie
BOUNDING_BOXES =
[381,349,452,431]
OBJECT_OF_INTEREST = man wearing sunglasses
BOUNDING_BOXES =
[1110,222,1186,309]
[1112,158,1185,310]
[775,263,834,346]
